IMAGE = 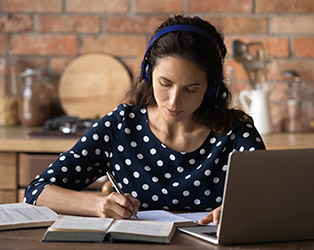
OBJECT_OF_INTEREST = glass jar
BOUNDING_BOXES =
[281,81,306,133]
[0,56,19,126]
[304,90,314,132]
[18,68,50,126]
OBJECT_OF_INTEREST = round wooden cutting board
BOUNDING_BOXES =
[59,53,131,119]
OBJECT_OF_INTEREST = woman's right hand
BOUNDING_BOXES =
[97,192,141,219]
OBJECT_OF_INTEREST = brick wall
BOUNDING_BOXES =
[1,0,314,130]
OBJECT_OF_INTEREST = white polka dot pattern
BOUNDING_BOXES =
[24,103,265,211]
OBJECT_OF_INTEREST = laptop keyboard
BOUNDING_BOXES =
[203,232,217,238]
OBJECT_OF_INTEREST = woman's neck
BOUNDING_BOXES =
[147,107,210,152]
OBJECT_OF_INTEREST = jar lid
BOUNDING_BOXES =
[20,67,44,77]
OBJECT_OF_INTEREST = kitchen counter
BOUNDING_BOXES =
[0,126,314,152]
[0,126,77,153]
[262,132,314,150]
[1,126,314,204]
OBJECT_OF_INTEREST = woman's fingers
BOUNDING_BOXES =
[199,212,213,225]
[199,206,222,225]
[100,192,140,219]
[125,193,141,214]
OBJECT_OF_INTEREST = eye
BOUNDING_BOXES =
[159,80,171,87]
[185,86,198,93]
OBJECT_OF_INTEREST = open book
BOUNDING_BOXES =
[42,210,200,243]
[0,203,58,230]
[42,215,176,244]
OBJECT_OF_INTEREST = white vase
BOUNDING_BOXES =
[239,89,272,134]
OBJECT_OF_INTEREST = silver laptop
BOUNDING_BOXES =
[179,148,314,245]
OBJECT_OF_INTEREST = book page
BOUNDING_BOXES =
[109,220,174,237]
[134,210,196,224]
[0,203,57,227]
[50,215,114,232]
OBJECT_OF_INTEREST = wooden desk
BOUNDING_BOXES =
[1,228,314,250]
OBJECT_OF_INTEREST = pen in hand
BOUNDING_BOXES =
[106,171,139,220]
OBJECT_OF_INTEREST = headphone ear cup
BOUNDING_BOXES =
[144,62,151,83]
[205,81,215,97]
[205,78,221,98]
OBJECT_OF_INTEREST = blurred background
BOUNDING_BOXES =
[1,0,314,132]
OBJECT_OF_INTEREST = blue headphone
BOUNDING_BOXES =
[139,24,223,98]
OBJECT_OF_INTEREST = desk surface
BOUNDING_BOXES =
[1,228,314,250]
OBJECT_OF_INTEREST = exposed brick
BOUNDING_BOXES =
[17,57,48,72]
[271,16,314,34]
[294,38,314,58]
[0,34,9,54]
[2,0,62,13]
[256,0,314,13]
[134,0,182,13]
[268,59,314,82]
[208,17,267,34]
[104,16,166,34]
[225,37,289,58]
[67,0,130,13]
[225,50,289,85]
[12,34,77,56]
[81,35,147,57]
[50,57,74,75]
[37,15,99,33]
[0,14,32,32]
[187,0,252,13]
[262,38,290,58]
[226,59,250,82]
[121,57,142,79]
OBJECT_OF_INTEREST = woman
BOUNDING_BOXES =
[24,15,265,226]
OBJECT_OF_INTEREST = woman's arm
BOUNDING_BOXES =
[36,185,140,219]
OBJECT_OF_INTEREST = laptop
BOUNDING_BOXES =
[179,148,314,245]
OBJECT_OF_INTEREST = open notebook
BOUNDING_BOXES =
[179,148,314,245]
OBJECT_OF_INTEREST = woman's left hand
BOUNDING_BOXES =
[199,206,222,225]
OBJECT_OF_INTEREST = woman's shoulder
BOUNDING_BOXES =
[96,103,146,127]
[229,113,265,149]
[229,113,258,137]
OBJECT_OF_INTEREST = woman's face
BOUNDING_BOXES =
[152,56,208,124]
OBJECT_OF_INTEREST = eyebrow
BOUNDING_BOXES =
[159,76,202,86]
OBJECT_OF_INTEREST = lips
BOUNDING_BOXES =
[166,107,182,117]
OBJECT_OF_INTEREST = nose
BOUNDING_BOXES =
[169,87,181,108]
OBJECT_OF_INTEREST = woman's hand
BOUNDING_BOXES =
[97,192,141,219]
[199,206,222,225]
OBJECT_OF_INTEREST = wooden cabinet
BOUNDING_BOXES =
[0,127,77,203]
[0,152,17,203]
[1,126,314,204]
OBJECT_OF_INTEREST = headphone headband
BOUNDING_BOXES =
[143,25,221,60]
[140,24,223,98]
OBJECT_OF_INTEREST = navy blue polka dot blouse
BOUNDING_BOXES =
[24,103,266,212]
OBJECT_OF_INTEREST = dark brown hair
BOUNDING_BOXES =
[125,15,250,135]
